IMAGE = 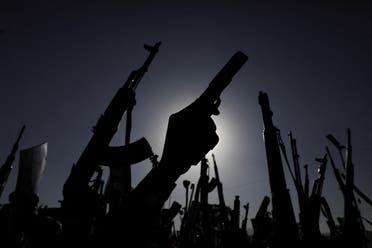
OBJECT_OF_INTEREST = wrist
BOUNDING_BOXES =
[157,159,185,182]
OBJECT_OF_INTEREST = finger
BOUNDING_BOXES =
[209,131,219,150]
[196,116,217,132]
[188,133,219,166]
[190,129,219,165]
[184,96,220,117]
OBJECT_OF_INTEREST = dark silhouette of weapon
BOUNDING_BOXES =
[198,157,215,205]
[159,51,247,179]
[153,201,182,247]
[105,42,161,209]
[304,164,309,200]
[251,196,272,247]
[311,155,328,201]
[99,137,153,167]
[343,129,365,246]
[328,132,365,243]
[62,42,160,211]
[303,154,328,241]
[162,201,182,225]
[326,134,346,168]
[326,133,367,246]
[258,91,299,247]
[252,196,270,231]
[188,183,195,213]
[320,196,338,237]
[196,51,248,116]
[179,159,213,248]
[327,146,345,194]
[89,167,104,196]
[241,202,249,233]
[327,134,372,207]
[183,180,190,216]
[61,43,160,247]
[0,125,25,198]
[353,185,372,208]
[95,51,247,248]
[192,158,217,207]
[212,154,226,208]
[288,132,303,190]
[211,153,230,231]
[288,132,307,222]
[232,195,241,230]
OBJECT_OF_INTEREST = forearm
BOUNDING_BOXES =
[126,160,180,214]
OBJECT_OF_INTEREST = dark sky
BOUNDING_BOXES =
[0,1,371,232]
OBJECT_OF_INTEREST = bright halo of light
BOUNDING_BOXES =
[212,112,239,159]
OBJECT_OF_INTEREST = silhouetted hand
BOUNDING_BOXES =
[159,96,220,178]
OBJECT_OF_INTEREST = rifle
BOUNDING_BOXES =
[182,180,190,216]
[343,129,364,245]
[326,134,346,169]
[327,134,372,206]
[327,132,366,246]
[62,42,160,211]
[253,196,270,224]
[0,125,25,198]
[251,195,271,245]
[212,154,226,208]
[288,132,312,236]
[304,164,309,200]
[288,132,303,189]
[311,154,328,200]
[199,157,212,205]
[232,195,241,230]
[258,91,299,246]
[320,197,338,237]
[288,132,306,210]
[326,146,345,194]
[211,153,230,230]
[241,202,249,233]
[188,183,195,213]
[303,154,328,240]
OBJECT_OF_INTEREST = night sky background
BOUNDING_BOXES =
[1,1,371,232]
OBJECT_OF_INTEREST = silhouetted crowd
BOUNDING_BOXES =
[0,47,370,248]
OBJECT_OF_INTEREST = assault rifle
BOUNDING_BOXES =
[258,92,299,247]
[62,42,160,212]
[0,125,25,198]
